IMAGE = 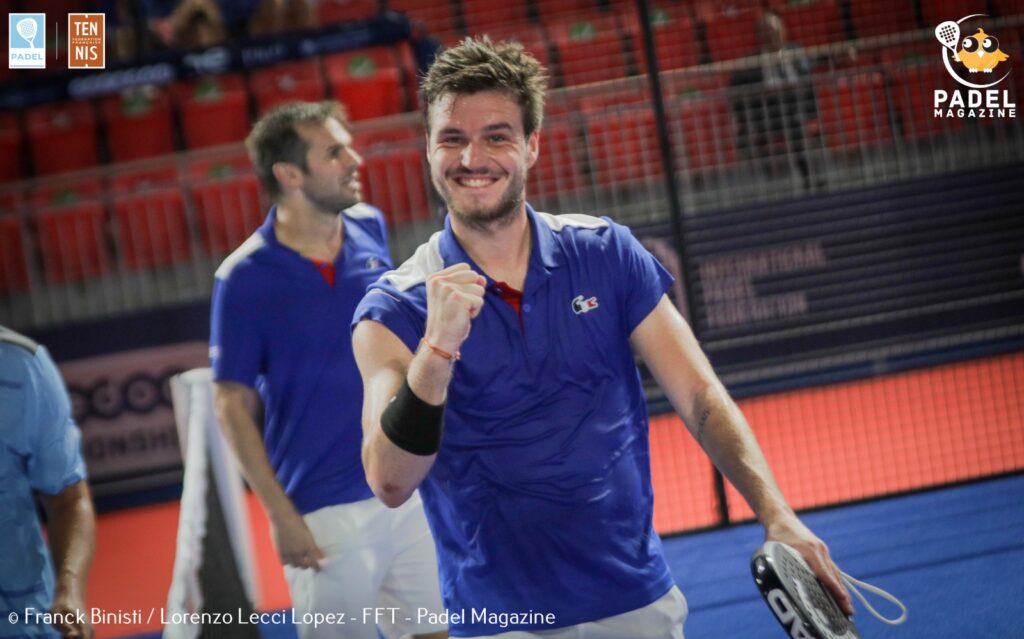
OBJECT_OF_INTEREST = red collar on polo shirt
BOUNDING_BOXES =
[310,259,335,287]
[491,280,523,318]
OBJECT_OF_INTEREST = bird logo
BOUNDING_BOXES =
[956,28,1009,73]
[935,16,1013,89]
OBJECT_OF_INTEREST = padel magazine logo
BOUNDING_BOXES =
[933,14,1016,119]
[9,13,46,69]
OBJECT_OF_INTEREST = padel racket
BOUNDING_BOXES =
[752,541,906,639]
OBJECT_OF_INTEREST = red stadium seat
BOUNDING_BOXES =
[113,188,192,269]
[35,201,110,283]
[548,12,630,86]
[174,74,251,149]
[358,144,431,226]
[815,72,893,149]
[697,2,763,62]
[324,46,410,120]
[849,0,918,38]
[110,164,180,193]
[190,174,265,255]
[317,0,379,25]
[670,93,737,172]
[528,120,584,197]
[30,178,104,208]
[0,215,29,292]
[888,64,962,139]
[621,4,701,72]
[387,0,459,37]
[460,0,530,35]
[584,104,663,187]
[533,0,599,23]
[768,0,844,48]
[249,60,327,114]
[103,88,176,162]
[188,153,253,180]
[26,101,99,176]
[0,112,24,182]
[921,0,989,28]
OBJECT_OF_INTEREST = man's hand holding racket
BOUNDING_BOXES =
[763,513,854,616]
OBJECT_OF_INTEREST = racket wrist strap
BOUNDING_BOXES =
[840,572,908,625]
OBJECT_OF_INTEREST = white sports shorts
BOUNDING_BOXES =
[285,491,446,639]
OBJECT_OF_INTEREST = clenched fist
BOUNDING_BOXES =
[424,263,486,356]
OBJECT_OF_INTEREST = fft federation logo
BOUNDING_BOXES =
[68,13,105,69]
[933,14,1016,119]
[8,13,46,69]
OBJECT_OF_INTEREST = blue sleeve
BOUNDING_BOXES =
[352,286,425,355]
[210,274,263,388]
[608,220,675,333]
[26,347,86,495]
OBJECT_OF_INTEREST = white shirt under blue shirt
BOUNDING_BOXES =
[210,204,393,514]
[353,205,678,636]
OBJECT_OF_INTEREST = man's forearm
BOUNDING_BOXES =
[215,394,297,522]
[688,385,795,526]
[44,481,96,598]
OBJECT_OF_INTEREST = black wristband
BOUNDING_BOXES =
[380,379,445,456]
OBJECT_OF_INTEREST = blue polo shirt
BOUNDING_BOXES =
[353,206,676,635]
[0,328,86,638]
[210,204,392,514]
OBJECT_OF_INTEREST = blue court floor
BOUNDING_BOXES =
[136,474,1024,638]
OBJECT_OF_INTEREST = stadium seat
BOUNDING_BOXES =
[849,0,918,39]
[174,74,251,149]
[249,60,327,114]
[921,0,989,29]
[533,0,599,23]
[317,0,379,25]
[358,144,431,225]
[815,72,893,149]
[26,101,99,176]
[35,201,110,283]
[113,188,192,269]
[30,178,104,208]
[188,153,253,181]
[460,0,530,35]
[697,2,763,62]
[190,174,265,255]
[768,0,844,48]
[670,93,737,172]
[620,4,701,73]
[584,104,663,187]
[102,87,176,162]
[0,215,29,292]
[324,46,410,120]
[387,0,459,37]
[0,112,24,183]
[528,119,584,197]
[888,64,962,139]
[110,164,180,193]
[548,12,630,87]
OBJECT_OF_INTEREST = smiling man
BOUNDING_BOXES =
[351,38,851,639]
[209,101,446,639]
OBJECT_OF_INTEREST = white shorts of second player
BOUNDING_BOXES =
[285,491,446,639]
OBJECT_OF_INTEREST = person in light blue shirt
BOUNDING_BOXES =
[0,326,95,638]
[352,37,854,638]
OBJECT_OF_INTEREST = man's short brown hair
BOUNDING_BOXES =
[421,36,548,137]
[245,100,350,200]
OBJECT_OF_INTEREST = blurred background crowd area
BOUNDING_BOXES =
[0,0,1022,331]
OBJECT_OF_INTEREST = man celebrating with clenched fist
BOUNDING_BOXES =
[352,37,851,639]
